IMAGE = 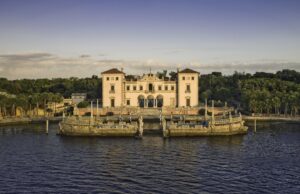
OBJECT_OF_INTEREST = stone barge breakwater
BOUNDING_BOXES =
[162,114,248,137]
[58,116,143,137]
[58,113,248,137]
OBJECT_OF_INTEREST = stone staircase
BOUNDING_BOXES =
[138,108,162,116]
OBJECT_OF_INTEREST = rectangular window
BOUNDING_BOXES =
[186,84,190,93]
[116,77,119,80]
[158,86,162,90]
[182,76,185,80]
[165,85,168,90]
[192,76,194,80]
[126,99,130,106]
[186,98,190,107]
[171,86,175,90]
[110,85,115,93]
[111,99,115,107]
[127,86,130,91]
[133,86,137,90]
[106,77,109,81]
[140,85,143,90]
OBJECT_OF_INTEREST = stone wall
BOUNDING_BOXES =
[75,106,234,116]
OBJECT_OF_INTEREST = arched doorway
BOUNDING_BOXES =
[156,95,163,107]
[138,95,145,107]
[147,95,154,108]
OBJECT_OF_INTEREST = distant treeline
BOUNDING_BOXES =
[0,69,299,115]
[0,76,100,116]
[0,75,101,99]
[199,69,300,115]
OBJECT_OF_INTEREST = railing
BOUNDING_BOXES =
[214,117,242,125]
[145,89,155,93]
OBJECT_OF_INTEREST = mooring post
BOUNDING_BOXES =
[211,100,215,125]
[205,98,208,120]
[90,101,93,119]
[90,101,94,126]
[62,111,65,121]
[96,99,99,117]
[254,119,257,133]
[46,119,49,134]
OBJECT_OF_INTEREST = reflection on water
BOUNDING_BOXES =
[0,122,299,193]
[0,124,46,135]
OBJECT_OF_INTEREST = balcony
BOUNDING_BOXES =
[145,89,155,93]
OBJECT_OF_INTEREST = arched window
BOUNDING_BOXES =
[148,83,154,92]
[138,95,145,107]
[147,95,154,107]
[156,95,163,107]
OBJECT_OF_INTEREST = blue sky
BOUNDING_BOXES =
[0,0,299,79]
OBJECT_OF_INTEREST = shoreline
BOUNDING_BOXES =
[0,116,62,126]
[1,115,300,127]
[243,116,300,122]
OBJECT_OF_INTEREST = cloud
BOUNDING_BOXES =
[188,61,300,74]
[163,49,185,55]
[0,52,299,79]
[79,54,90,58]
[0,53,54,61]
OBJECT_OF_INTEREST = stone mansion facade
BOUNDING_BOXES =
[101,68,199,108]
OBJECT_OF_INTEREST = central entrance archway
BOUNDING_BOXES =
[156,95,163,107]
[147,95,154,108]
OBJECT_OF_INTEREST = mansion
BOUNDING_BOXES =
[101,68,199,108]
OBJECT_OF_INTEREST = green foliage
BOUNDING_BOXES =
[0,92,63,116]
[77,101,89,108]
[241,78,300,114]
[200,70,300,115]
[0,76,101,99]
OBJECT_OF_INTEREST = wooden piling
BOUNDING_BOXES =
[254,119,257,133]
[96,99,99,117]
[46,119,49,134]
[205,98,208,120]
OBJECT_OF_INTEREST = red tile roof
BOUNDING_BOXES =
[178,68,199,74]
[101,68,124,74]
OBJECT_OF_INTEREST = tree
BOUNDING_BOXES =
[77,101,89,108]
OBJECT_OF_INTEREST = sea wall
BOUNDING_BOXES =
[243,115,300,122]
[0,116,61,126]
[75,106,234,116]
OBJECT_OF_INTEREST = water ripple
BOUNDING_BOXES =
[0,123,299,193]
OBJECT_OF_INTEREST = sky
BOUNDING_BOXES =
[0,0,299,79]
